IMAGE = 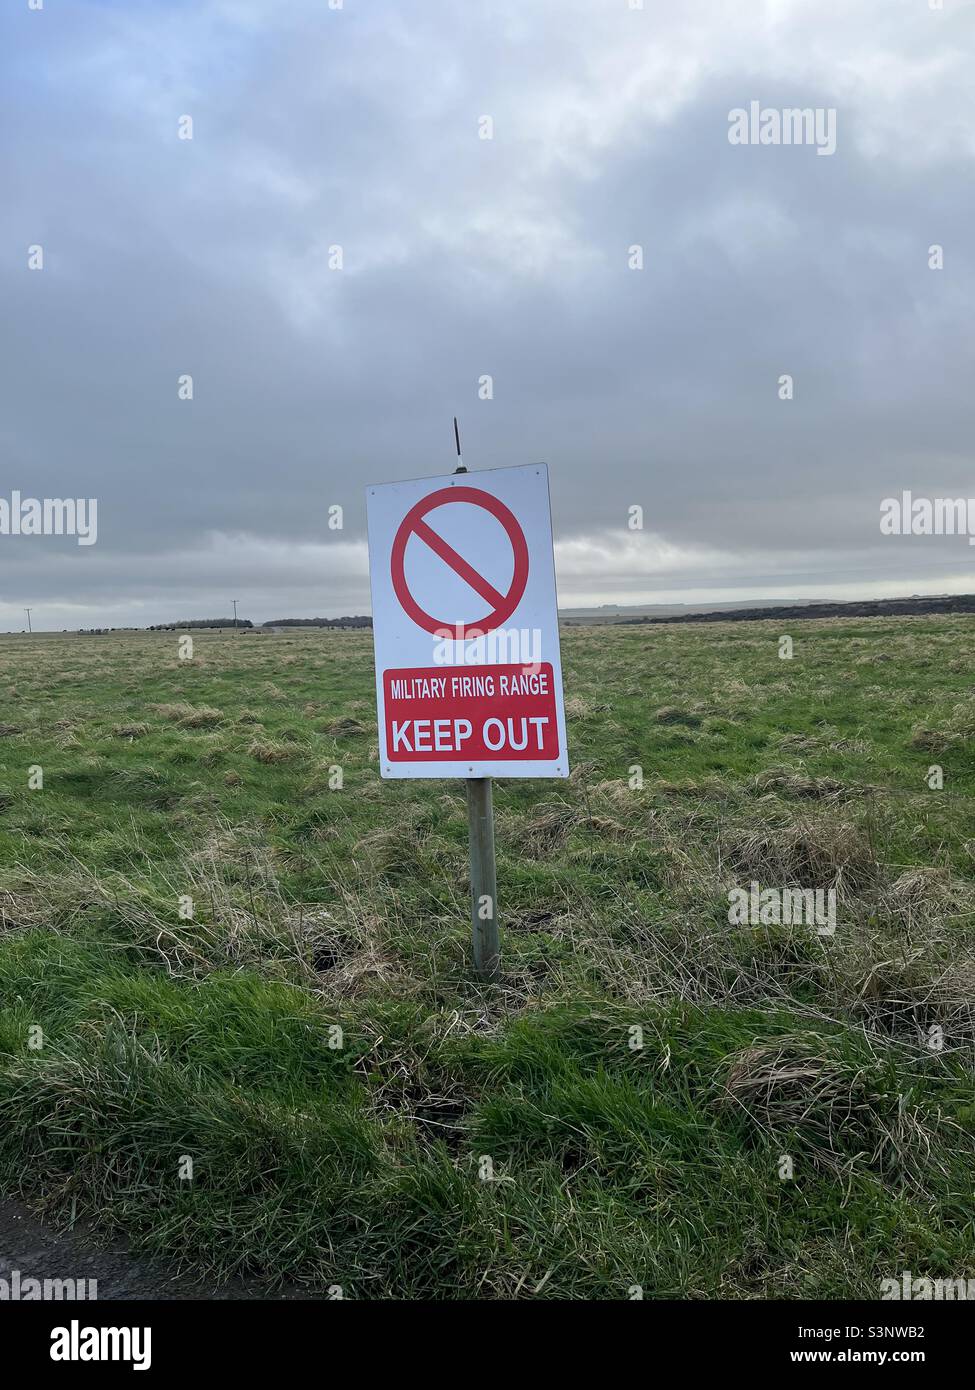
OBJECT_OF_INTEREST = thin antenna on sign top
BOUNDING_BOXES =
[453,416,467,474]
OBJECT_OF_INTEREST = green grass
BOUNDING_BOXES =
[1,617,974,1297]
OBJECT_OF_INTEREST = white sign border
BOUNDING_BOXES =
[366,462,569,780]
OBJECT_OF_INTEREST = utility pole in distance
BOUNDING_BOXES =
[24,608,32,634]
[231,599,239,635]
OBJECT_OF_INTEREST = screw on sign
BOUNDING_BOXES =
[367,460,568,980]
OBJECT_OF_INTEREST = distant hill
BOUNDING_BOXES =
[624,594,975,625]
[559,599,824,625]
[561,599,812,618]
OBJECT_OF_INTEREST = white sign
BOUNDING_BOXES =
[366,463,568,779]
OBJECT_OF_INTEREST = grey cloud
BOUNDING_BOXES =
[1,0,972,627]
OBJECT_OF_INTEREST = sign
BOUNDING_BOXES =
[366,463,568,779]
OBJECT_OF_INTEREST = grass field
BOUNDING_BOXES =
[1,617,974,1299]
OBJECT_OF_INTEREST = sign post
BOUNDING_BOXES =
[467,776,499,980]
[366,459,567,981]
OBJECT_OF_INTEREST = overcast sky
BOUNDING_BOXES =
[1,0,973,631]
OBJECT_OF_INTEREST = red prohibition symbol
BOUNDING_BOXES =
[391,486,530,636]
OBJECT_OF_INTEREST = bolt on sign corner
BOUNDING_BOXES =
[366,463,568,779]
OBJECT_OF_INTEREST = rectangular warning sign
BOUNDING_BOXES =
[366,462,568,779]
[383,663,560,762]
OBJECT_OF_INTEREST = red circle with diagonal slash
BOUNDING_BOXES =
[391,486,530,636]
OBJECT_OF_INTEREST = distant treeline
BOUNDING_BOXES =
[261,616,371,629]
[148,618,255,630]
[75,615,373,635]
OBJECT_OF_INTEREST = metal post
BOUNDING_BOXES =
[466,776,499,981]
[454,421,497,979]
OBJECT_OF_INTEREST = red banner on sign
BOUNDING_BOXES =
[382,663,560,762]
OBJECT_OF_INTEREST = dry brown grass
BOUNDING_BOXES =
[153,702,224,728]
